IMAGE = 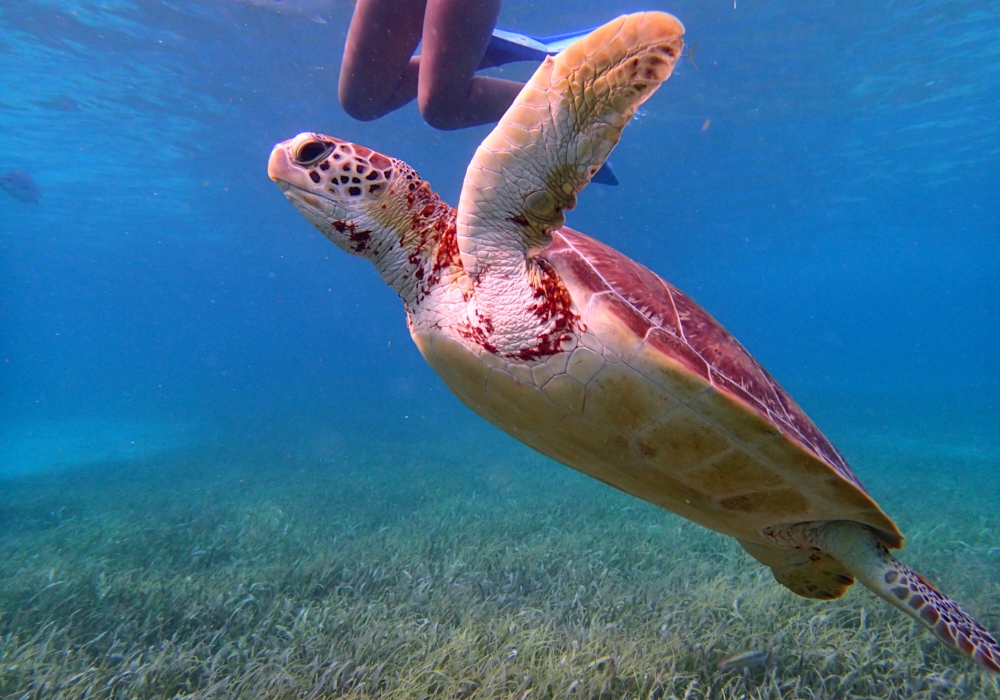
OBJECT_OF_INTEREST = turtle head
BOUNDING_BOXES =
[268,133,415,259]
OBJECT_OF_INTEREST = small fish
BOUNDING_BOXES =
[0,170,40,204]
[685,41,701,72]
[717,650,767,671]
[33,96,80,112]
[235,0,344,24]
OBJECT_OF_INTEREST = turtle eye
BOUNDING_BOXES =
[295,140,334,166]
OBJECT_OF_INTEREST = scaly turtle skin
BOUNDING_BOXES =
[268,13,1000,674]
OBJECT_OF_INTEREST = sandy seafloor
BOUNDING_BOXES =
[1,393,998,699]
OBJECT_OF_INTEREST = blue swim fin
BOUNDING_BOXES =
[480,26,598,69]
[481,25,620,187]
[591,160,619,186]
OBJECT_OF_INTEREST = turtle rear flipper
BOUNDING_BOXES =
[738,538,855,601]
[812,521,1000,675]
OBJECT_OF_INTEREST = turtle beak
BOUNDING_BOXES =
[268,139,330,219]
[267,143,294,192]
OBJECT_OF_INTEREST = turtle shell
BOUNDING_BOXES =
[538,228,901,547]
[413,228,901,551]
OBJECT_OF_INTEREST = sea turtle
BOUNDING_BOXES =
[267,12,1000,674]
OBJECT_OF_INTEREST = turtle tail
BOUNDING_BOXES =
[814,520,1000,675]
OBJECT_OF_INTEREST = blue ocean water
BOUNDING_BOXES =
[0,1,998,694]
[2,0,997,479]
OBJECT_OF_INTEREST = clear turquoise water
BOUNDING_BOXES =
[0,1,998,696]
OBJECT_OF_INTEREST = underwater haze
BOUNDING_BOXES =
[1,1,998,698]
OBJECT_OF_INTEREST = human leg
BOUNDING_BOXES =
[417,0,523,130]
[339,0,426,121]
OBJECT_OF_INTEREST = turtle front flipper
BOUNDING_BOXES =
[810,521,1000,675]
[457,12,684,273]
